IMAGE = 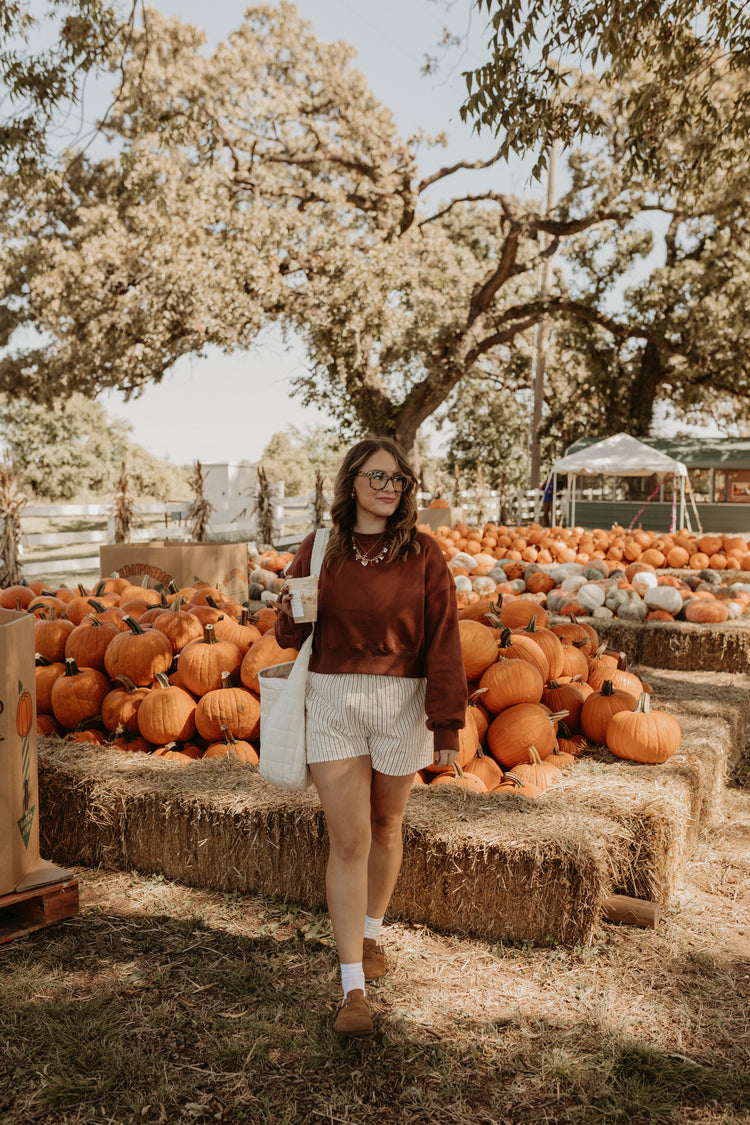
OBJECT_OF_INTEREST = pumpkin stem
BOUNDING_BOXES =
[220,670,234,688]
[503,771,526,789]
[63,656,81,677]
[114,675,139,692]
[122,614,145,635]
[635,693,651,713]
[87,599,107,613]
[35,653,52,666]
[524,615,538,632]
[547,710,570,724]
[168,579,179,594]
[202,623,218,644]
[601,679,615,696]
[154,672,171,689]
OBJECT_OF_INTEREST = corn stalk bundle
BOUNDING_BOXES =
[0,459,27,587]
[253,465,275,548]
[451,464,463,509]
[112,461,138,543]
[311,469,327,530]
[188,460,213,543]
[474,463,488,528]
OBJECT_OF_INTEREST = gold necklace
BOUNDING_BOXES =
[352,533,389,567]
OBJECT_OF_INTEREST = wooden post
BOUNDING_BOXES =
[603,894,661,929]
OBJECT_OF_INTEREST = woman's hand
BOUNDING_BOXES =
[275,583,294,617]
[432,748,458,769]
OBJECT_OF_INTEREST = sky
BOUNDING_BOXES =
[75,0,537,467]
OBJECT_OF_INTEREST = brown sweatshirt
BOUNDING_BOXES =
[274,530,467,751]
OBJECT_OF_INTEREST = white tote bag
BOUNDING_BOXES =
[258,528,329,791]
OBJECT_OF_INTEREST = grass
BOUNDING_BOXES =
[1,853,749,1125]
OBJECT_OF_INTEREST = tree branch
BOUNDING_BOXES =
[416,148,507,193]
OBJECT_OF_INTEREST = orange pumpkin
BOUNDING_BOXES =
[458,619,499,680]
[179,623,243,695]
[479,657,544,715]
[137,672,197,744]
[606,693,682,763]
[104,615,173,686]
[195,672,261,742]
[429,763,488,792]
[580,679,638,745]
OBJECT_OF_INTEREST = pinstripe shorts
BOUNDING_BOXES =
[305,672,433,776]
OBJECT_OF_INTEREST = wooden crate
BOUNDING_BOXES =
[0,878,79,944]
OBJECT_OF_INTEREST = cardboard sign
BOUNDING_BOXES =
[417,507,465,531]
[99,542,249,603]
[0,608,40,894]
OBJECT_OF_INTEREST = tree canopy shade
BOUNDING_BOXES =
[461,0,750,183]
[0,0,138,173]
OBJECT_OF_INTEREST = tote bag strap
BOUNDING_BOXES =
[309,527,330,578]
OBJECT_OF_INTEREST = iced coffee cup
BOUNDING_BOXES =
[286,576,318,623]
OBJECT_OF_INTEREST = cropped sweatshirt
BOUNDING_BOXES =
[274,530,467,752]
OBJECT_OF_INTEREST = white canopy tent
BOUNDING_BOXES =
[546,433,691,530]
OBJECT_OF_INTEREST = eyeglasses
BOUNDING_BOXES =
[355,470,413,493]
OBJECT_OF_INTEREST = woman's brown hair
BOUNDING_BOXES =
[324,437,420,567]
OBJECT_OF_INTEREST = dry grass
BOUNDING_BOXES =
[0,783,748,1125]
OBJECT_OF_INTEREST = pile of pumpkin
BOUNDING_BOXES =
[424,507,750,572]
[418,595,682,796]
[0,579,291,765]
[422,521,750,625]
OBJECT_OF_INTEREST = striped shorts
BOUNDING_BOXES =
[305,672,433,776]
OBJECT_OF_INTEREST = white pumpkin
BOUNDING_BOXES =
[473,552,497,570]
[561,574,588,593]
[472,575,497,596]
[617,600,649,622]
[450,552,478,571]
[576,582,607,611]
[453,575,473,592]
[545,589,568,613]
[644,585,683,615]
[631,571,659,596]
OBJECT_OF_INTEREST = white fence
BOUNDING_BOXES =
[18,488,540,581]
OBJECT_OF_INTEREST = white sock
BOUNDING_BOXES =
[364,914,384,941]
[341,962,366,996]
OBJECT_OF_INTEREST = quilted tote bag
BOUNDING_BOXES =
[258,528,329,790]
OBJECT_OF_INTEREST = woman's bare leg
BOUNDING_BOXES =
[309,756,374,966]
[366,770,416,919]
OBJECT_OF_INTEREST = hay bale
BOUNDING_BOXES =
[36,670,748,942]
[38,741,631,946]
[585,617,750,673]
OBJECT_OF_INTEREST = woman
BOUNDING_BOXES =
[274,437,467,1037]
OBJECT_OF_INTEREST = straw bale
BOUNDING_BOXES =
[546,761,698,905]
[586,617,750,673]
[38,740,627,946]
[36,666,749,942]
